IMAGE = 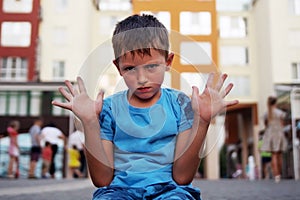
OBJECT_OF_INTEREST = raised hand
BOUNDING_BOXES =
[52,76,104,123]
[191,73,239,123]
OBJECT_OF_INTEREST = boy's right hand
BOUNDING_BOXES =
[52,76,104,123]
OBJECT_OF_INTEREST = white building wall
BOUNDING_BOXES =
[269,0,291,84]
[253,0,274,122]
[39,0,94,82]
[254,0,300,125]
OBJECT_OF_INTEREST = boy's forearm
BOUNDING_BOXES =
[82,119,114,187]
[173,116,210,185]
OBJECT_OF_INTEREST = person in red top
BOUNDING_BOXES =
[7,120,20,179]
[41,141,53,178]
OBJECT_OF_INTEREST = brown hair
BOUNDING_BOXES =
[112,14,169,63]
[267,96,277,121]
[9,120,20,130]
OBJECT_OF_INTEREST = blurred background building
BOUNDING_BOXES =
[0,0,299,179]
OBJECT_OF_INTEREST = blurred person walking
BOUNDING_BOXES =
[261,96,287,183]
[7,120,20,179]
[41,141,52,178]
[259,122,272,179]
[68,144,83,178]
[28,118,43,179]
[68,120,86,178]
[41,123,66,179]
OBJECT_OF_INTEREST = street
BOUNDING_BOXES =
[0,178,299,200]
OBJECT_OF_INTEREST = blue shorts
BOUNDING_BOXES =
[93,183,201,200]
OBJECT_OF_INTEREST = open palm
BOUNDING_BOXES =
[52,77,104,123]
[191,73,238,123]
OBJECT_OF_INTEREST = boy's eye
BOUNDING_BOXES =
[145,64,159,69]
[124,66,135,71]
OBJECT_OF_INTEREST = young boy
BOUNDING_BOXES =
[52,14,238,199]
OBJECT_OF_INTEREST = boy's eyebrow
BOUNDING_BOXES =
[121,63,161,68]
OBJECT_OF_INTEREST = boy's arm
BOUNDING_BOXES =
[173,119,208,185]
[82,119,114,187]
[52,77,114,187]
[173,73,238,185]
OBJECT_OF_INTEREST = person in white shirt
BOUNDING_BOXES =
[68,124,86,178]
[41,123,66,179]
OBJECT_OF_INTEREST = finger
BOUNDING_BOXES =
[65,80,76,96]
[225,99,239,107]
[77,76,87,94]
[52,100,72,111]
[58,87,72,101]
[215,73,227,91]
[206,73,215,88]
[221,83,234,98]
[191,86,199,105]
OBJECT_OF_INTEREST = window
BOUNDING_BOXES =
[55,0,68,13]
[2,0,33,13]
[180,42,212,65]
[180,72,209,96]
[292,62,300,80]
[0,91,29,116]
[97,0,131,11]
[180,12,211,35]
[0,57,28,81]
[99,15,120,36]
[52,27,67,45]
[1,22,31,47]
[220,46,248,66]
[216,0,253,11]
[52,91,69,116]
[289,0,300,15]
[224,75,250,97]
[0,92,6,115]
[30,91,41,116]
[53,60,65,80]
[288,30,300,47]
[219,16,247,38]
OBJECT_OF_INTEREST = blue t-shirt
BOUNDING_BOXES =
[99,88,193,188]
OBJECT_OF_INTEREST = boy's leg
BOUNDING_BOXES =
[145,184,201,200]
[151,190,200,200]
[93,186,144,200]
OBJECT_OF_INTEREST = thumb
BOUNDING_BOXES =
[191,86,199,109]
[192,86,199,101]
[96,89,105,102]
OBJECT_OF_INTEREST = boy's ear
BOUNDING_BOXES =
[113,59,122,76]
[165,53,174,71]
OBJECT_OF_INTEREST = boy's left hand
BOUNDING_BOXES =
[191,73,239,123]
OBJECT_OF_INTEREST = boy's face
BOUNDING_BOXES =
[114,49,173,106]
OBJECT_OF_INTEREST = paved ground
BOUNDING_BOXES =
[0,177,299,200]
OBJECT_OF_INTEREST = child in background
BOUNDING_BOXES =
[68,145,83,178]
[41,141,52,178]
[7,120,20,179]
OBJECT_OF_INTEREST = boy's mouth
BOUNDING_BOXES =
[137,87,151,93]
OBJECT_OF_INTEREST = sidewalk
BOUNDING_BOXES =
[0,177,300,200]
[194,178,300,200]
[0,178,95,200]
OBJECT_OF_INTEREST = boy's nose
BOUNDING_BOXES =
[137,68,148,85]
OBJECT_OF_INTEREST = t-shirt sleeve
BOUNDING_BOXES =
[99,100,115,141]
[177,92,194,133]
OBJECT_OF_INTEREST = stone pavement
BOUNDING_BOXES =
[0,177,299,200]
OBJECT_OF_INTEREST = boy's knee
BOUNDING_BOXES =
[93,187,141,200]
[153,192,196,200]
